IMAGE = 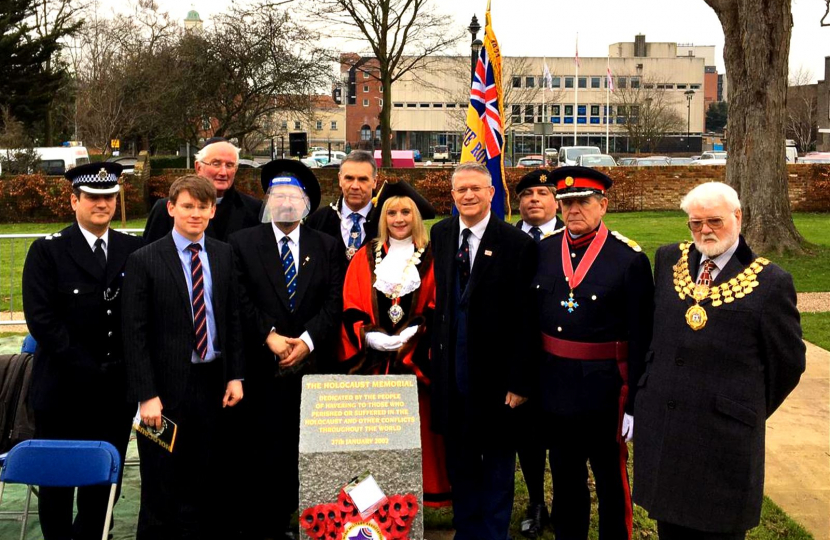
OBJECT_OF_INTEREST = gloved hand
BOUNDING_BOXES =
[398,325,419,343]
[621,413,634,443]
[365,332,405,352]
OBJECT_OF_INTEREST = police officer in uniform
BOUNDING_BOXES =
[514,169,564,538]
[533,166,653,540]
[22,162,144,540]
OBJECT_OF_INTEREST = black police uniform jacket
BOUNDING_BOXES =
[533,227,654,416]
[23,223,144,410]
[430,215,538,441]
[633,237,805,533]
[143,185,262,243]
[305,196,379,270]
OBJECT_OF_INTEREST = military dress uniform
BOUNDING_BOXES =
[533,167,654,540]
[22,162,144,540]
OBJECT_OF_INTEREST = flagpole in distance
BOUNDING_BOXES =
[606,56,610,153]
[574,33,579,145]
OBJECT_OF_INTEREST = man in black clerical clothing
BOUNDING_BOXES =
[143,138,261,243]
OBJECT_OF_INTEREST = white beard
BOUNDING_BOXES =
[694,231,738,258]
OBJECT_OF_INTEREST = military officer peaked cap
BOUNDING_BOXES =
[260,158,321,213]
[375,180,436,219]
[515,168,554,195]
[65,162,122,195]
[550,166,613,200]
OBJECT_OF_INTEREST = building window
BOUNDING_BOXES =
[406,103,416,108]
[591,77,600,89]
[536,104,544,123]
[565,77,574,88]
[379,85,384,92]
[363,71,370,79]
[565,105,574,116]
[512,105,522,123]
[379,99,383,106]
[331,121,337,129]
[552,76,561,88]
[316,120,323,130]
[394,103,404,108]
[524,104,535,123]
[525,76,535,88]
[631,77,641,89]
[446,103,457,108]
[644,83,654,89]
[363,85,369,93]
[590,105,600,116]
[577,105,586,116]
[618,77,627,89]
[419,103,429,108]
[360,125,371,141]
[294,121,301,130]
[512,76,522,88]
[578,77,587,89]
[552,105,561,116]
[676,84,687,89]
[690,84,701,89]
[363,99,369,106]
[375,127,381,141]
[281,120,287,129]
[433,103,443,108]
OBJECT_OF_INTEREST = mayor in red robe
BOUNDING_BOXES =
[339,180,451,507]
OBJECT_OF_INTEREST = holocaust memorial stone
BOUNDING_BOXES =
[299,374,424,540]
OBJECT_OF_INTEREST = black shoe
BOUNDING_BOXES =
[520,502,549,539]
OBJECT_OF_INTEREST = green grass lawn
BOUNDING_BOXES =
[801,313,830,350]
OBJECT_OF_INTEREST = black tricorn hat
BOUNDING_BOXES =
[202,136,229,148]
[550,166,613,200]
[65,162,122,194]
[374,180,436,219]
[515,169,554,195]
[260,159,321,213]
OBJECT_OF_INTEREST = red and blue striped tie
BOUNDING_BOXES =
[188,243,208,360]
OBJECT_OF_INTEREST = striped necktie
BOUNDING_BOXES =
[188,243,208,360]
[281,237,297,311]
[697,259,717,286]
[530,227,542,243]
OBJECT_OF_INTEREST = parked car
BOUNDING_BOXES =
[516,155,545,168]
[798,152,830,164]
[236,158,260,169]
[690,152,727,166]
[557,146,601,166]
[432,145,449,162]
[632,157,671,166]
[410,149,422,162]
[300,157,320,168]
[310,150,346,165]
[669,157,694,165]
[106,155,138,175]
[577,154,617,167]
[618,157,637,166]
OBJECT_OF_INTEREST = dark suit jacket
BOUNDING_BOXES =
[430,215,538,437]
[143,186,262,243]
[122,234,244,409]
[633,236,805,532]
[305,197,379,269]
[23,224,144,410]
[228,224,343,379]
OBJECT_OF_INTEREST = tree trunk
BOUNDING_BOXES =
[705,0,803,254]
[381,71,393,168]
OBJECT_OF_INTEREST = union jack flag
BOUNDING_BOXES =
[470,47,503,160]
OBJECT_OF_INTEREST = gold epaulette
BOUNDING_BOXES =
[542,226,566,239]
[610,230,642,252]
[44,232,63,240]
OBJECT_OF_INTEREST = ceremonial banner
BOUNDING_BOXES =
[461,1,508,219]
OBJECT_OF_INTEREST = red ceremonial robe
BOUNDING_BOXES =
[339,242,452,507]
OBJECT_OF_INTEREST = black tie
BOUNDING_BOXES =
[456,229,472,291]
[530,227,542,243]
[94,238,106,269]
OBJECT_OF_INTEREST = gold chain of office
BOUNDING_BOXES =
[673,242,770,306]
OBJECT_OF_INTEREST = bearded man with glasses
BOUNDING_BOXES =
[143,137,262,243]
[633,181,805,540]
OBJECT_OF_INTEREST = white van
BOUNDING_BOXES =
[785,140,797,164]
[557,146,601,167]
[33,147,91,174]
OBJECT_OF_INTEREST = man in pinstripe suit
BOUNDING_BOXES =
[123,175,244,540]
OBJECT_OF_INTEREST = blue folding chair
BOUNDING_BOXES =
[0,440,121,540]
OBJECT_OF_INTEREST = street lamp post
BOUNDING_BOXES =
[685,89,695,152]
[468,15,482,84]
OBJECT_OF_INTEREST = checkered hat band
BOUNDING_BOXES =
[73,173,118,185]
[556,189,603,200]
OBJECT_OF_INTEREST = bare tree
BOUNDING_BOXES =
[613,78,684,153]
[307,0,464,166]
[786,66,817,153]
[704,0,803,254]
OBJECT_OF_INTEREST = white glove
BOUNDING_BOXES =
[621,413,634,443]
[398,325,419,343]
[365,332,405,352]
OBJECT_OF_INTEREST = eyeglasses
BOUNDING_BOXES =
[452,186,489,196]
[687,218,725,232]
[200,160,238,171]
[269,194,306,203]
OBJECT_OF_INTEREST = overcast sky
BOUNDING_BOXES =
[123,0,829,83]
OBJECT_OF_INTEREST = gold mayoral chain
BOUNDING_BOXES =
[672,242,770,331]
[375,243,425,325]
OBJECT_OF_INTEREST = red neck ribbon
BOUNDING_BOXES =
[561,221,608,291]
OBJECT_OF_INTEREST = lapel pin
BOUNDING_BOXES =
[303,256,311,266]
[484,250,493,256]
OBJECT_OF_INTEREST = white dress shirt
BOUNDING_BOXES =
[271,222,314,352]
[696,237,740,283]
[459,212,491,267]
[339,201,373,247]
[78,226,109,257]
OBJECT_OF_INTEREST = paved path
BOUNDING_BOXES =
[798,292,830,313]
[765,340,830,540]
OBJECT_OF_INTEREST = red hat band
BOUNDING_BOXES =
[556,176,606,193]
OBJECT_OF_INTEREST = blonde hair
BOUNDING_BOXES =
[375,196,428,250]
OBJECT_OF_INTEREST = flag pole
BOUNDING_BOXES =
[606,56,610,153]
[543,56,547,153]
[574,34,578,145]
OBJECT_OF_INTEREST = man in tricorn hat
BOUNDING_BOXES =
[532,166,653,540]
[229,159,343,540]
[143,137,262,243]
[22,162,144,540]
